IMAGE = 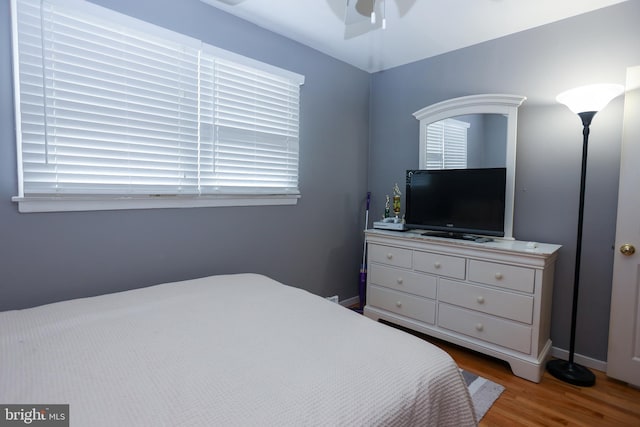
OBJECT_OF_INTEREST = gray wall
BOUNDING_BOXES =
[483,114,508,168]
[0,0,370,310]
[458,113,507,168]
[369,1,640,362]
[460,114,485,168]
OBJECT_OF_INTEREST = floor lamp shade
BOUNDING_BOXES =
[547,83,624,387]
[556,83,625,115]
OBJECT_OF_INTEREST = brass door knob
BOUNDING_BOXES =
[620,244,636,256]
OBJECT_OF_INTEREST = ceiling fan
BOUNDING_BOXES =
[340,0,417,38]
[201,0,417,39]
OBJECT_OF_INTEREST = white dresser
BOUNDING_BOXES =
[363,229,561,382]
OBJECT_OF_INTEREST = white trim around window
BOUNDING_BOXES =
[10,0,304,213]
[12,194,299,213]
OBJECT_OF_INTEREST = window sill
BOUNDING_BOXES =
[12,194,300,213]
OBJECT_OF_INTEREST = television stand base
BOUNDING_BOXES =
[420,231,493,243]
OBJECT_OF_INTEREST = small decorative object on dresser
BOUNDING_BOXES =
[392,182,402,218]
[384,194,391,218]
[364,229,561,383]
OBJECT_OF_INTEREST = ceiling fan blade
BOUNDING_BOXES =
[344,17,382,39]
[344,0,388,39]
[394,0,417,17]
[345,0,372,25]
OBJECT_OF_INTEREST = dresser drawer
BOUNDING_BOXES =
[369,264,437,299]
[438,279,534,324]
[468,260,535,293]
[368,244,412,269]
[413,251,466,279]
[367,285,436,324]
[438,303,532,353]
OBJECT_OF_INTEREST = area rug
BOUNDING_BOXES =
[461,369,505,421]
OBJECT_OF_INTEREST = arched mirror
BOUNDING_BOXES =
[413,94,526,240]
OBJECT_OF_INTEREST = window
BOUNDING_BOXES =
[11,0,304,212]
[425,118,469,169]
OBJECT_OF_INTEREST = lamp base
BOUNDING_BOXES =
[546,359,595,387]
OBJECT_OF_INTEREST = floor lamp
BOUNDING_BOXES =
[546,83,625,387]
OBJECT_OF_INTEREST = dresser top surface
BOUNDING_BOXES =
[365,229,562,257]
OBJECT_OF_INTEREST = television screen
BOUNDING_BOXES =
[405,168,506,237]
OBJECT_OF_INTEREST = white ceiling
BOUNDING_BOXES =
[200,0,628,73]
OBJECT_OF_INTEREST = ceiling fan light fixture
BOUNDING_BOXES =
[382,0,386,29]
[371,0,376,23]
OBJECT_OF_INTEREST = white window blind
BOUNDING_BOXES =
[425,118,469,169]
[205,57,300,194]
[11,0,304,211]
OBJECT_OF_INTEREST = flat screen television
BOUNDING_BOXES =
[405,168,506,238]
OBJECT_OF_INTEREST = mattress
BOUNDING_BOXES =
[0,273,476,426]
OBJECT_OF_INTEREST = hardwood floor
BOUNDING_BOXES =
[366,317,640,426]
[427,336,640,426]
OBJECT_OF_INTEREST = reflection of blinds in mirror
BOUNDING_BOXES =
[425,119,470,169]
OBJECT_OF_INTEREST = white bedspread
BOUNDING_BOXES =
[1,273,476,426]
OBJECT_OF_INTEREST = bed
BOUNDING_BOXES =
[0,273,477,426]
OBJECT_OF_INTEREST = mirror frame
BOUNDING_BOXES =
[413,94,526,240]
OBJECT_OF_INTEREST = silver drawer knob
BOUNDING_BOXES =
[494,272,503,280]
[386,253,393,260]
[434,262,441,269]
[476,296,485,304]
[396,277,404,284]
[475,323,484,332]
[396,301,402,308]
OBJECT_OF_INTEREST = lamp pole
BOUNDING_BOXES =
[569,111,595,365]
[547,111,597,386]
[546,84,624,387]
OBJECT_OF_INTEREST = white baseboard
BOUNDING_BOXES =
[550,346,607,373]
[340,296,360,308]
